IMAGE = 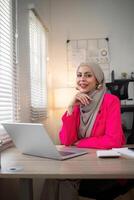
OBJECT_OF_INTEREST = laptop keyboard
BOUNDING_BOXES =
[58,151,75,156]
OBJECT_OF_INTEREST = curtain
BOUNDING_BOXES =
[29,10,47,122]
[0,0,18,149]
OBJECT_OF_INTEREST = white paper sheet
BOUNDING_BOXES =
[112,147,134,158]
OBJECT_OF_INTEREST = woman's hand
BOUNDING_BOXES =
[75,92,92,106]
[73,140,79,146]
[67,92,92,115]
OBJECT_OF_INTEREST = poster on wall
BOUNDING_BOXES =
[66,38,110,86]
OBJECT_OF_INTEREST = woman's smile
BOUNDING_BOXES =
[76,65,98,93]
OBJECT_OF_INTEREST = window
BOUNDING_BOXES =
[0,0,19,123]
[0,0,18,149]
[29,10,47,121]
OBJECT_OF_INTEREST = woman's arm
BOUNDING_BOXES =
[59,106,80,146]
[59,92,92,146]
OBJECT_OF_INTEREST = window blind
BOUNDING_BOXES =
[0,0,19,123]
[29,10,47,121]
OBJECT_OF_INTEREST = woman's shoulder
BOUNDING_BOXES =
[103,93,120,104]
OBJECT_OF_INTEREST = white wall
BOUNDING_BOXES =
[50,0,134,89]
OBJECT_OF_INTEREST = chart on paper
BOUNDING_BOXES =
[66,38,111,86]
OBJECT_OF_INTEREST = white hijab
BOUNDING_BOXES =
[78,62,106,139]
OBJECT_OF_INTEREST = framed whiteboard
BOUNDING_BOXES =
[66,38,110,86]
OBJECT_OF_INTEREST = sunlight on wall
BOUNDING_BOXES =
[54,87,77,108]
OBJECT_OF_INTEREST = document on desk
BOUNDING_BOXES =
[112,147,134,158]
[96,150,121,158]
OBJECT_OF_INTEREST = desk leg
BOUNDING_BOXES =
[19,179,33,200]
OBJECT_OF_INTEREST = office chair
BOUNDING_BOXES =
[106,80,129,100]
[79,179,134,200]
[127,132,134,144]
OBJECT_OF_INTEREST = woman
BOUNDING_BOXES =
[41,62,126,200]
[59,62,125,149]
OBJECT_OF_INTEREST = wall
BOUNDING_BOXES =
[50,0,134,107]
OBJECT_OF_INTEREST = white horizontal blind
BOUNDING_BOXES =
[29,10,47,121]
[0,0,19,123]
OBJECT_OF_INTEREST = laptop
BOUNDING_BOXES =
[2,123,88,160]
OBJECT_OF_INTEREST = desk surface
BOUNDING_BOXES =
[0,146,134,179]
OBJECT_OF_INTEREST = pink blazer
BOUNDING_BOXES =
[59,93,126,149]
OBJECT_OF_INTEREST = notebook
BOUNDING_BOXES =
[2,122,88,160]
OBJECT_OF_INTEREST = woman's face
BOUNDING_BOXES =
[76,65,98,93]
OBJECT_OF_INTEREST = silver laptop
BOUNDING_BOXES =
[2,123,88,160]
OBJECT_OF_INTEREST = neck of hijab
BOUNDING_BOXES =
[78,62,106,139]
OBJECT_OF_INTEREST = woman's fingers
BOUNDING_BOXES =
[76,93,92,105]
